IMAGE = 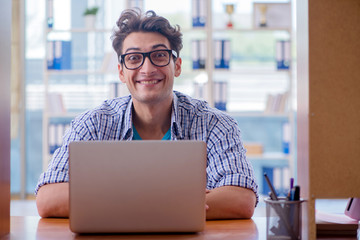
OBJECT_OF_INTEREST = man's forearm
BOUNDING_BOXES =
[36,182,69,218]
[205,186,256,220]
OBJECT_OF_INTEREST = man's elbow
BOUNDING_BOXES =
[235,201,255,219]
[35,183,70,218]
[36,193,51,218]
[233,191,256,219]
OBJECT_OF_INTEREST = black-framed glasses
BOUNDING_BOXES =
[119,49,178,70]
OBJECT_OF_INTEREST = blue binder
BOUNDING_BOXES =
[53,40,72,70]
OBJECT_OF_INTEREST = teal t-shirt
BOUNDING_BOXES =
[132,124,171,140]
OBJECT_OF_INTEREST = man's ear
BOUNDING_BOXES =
[174,57,182,77]
[118,63,126,83]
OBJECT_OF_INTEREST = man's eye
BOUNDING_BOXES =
[126,54,142,62]
[153,52,167,58]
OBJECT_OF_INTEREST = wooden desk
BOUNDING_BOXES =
[5,216,266,240]
[5,216,358,239]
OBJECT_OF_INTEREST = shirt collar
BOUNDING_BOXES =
[171,92,183,140]
[121,97,134,140]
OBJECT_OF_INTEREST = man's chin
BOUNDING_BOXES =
[132,93,173,106]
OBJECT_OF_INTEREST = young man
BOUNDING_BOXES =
[36,9,258,219]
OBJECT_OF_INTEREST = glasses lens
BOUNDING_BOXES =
[124,53,143,69]
[150,50,170,67]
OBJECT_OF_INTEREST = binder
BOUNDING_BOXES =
[214,39,231,69]
[47,0,54,29]
[199,40,206,69]
[214,81,227,111]
[222,40,231,69]
[192,0,206,27]
[282,121,290,154]
[214,40,222,69]
[276,40,290,70]
[192,40,206,69]
[53,40,72,70]
[192,40,200,69]
[46,41,54,69]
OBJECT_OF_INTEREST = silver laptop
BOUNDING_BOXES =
[68,140,207,233]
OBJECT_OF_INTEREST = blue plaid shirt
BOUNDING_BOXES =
[36,91,258,204]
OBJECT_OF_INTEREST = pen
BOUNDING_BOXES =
[264,173,278,201]
[290,185,300,201]
[290,178,294,190]
[287,178,294,200]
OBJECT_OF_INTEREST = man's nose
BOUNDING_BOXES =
[140,56,156,72]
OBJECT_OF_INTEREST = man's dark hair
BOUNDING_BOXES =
[111,9,183,60]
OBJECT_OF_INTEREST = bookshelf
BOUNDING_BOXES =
[42,0,296,193]
[42,0,121,170]
[201,0,295,196]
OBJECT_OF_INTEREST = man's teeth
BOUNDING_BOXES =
[140,80,158,84]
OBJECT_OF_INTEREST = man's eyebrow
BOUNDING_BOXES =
[124,44,169,54]
[124,47,141,54]
[151,44,169,50]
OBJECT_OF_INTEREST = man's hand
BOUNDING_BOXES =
[36,182,69,218]
[205,186,256,220]
[205,189,210,210]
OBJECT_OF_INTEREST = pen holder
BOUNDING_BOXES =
[265,197,305,240]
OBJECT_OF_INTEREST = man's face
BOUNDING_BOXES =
[118,32,182,106]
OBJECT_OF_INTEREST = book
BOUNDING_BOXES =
[244,142,263,155]
[316,210,359,236]
[264,92,289,113]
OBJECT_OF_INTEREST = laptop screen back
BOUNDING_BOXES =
[69,140,207,233]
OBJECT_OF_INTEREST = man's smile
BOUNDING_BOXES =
[136,79,162,85]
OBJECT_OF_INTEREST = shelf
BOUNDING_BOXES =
[182,27,290,33]
[47,112,80,119]
[46,28,113,33]
[45,70,117,75]
[247,152,290,161]
[212,27,291,33]
[213,68,291,75]
[229,111,290,118]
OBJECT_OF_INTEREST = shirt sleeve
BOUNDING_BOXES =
[34,113,95,194]
[205,114,259,206]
